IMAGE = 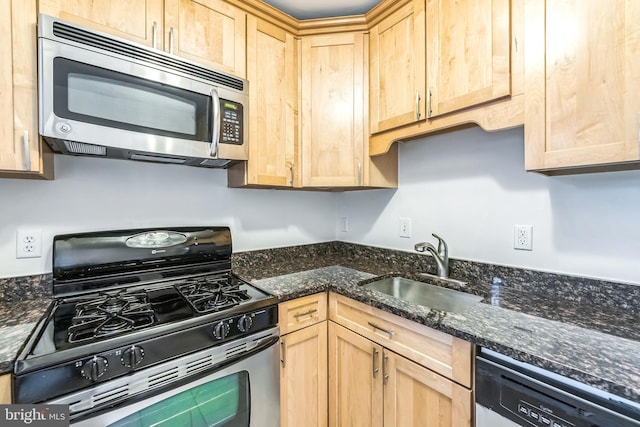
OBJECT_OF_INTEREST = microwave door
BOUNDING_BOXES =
[39,39,217,160]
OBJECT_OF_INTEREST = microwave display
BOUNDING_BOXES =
[221,101,243,145]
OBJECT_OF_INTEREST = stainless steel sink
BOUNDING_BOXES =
[361,276,482,313]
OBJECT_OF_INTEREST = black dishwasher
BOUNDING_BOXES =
[476,349,640,427]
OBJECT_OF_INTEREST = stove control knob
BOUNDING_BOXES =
[81,356,108,381]
[237,315,253,332]
[213,321,230,340]
[121,346,145,368]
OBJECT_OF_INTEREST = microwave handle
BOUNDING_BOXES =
[210,89,221,157]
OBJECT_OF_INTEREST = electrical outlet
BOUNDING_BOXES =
[514,225,533,251]
[399,218,412,238]
[340,217,349,233]
[16,230,42,258]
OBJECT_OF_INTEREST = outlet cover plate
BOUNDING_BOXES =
[399,218,412,238]
[514,225,533,251]
[16,230,42,258]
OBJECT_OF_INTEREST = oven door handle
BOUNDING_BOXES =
[210,88,221,157]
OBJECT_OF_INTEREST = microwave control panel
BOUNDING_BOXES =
[220,100,243,145]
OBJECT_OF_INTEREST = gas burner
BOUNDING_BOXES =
[68,291,155,343]
[176,275,251,314]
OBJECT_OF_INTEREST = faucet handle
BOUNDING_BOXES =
[431,233,448,259]
[414,242,429,252]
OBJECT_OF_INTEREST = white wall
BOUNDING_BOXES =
[337,126,640,285]
[3,127,640,285]
[0,155,337,278]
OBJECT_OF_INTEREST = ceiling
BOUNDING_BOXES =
[261,0,382,20]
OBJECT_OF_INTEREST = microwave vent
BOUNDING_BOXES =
[52,22,245,92]
[64,140,106,156]
[199,158,232,168]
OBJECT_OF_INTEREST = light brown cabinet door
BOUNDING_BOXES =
[301,32,366,187]
[38,0,164,48]
[329,322,383,427]
[426,0,510,117]
[369,0,426,134]
[0,0,52,179]
[525,0,640,172]
[383,350,472,427]
[229,17,298,187]
[0,374,10,404]
[280,322,328,427]
[164,0,246,78]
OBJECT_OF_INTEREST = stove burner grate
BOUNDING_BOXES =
[176,276,251,314]
[68,290,155,343]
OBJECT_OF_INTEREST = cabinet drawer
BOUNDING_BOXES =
[279,293,327,335]
[329,292,473,388]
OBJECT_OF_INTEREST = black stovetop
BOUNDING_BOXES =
[49,272,267,352]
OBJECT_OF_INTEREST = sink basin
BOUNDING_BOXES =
[361,276,482,313]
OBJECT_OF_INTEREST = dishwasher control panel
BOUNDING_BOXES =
[476,354,640,427]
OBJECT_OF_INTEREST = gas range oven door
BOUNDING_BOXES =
[54,328,280,427]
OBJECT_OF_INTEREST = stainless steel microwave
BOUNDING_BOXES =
[38,14,249,168]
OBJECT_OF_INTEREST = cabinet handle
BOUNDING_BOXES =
[280,339,286,368]
[415,90,421,120]
[289,163,294,187]
[368,322,395,337]
[372,348,379,378]
[382,352,389,385]
[427,87,432,118]
[23,131,31,171]
[357,162,362,186]
[293,308,317,319]
[152,21,157,49]
[169,27,175,54]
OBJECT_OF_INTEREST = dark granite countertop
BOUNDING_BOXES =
[1,241,639,407]
[251,265,640,405]
[0,298,52,374]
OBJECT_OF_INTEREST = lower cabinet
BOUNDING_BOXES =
[280,292,473,427]
[329,322,471,427]
[279,293,328,427]
[0,374,11,404]
[280,321,328,427]
[328,322,383,427]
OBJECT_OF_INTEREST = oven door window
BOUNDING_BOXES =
[53,57,212,141]
[106,371,250,427]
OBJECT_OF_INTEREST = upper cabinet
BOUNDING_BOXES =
[368,0,524,157]
[426,0,510,117]
[38,0,164,48]
[164,0,246,78]
[39,0,247,78]
[300,32,397,188]
[524,0,640,174]
[0,0,53,179]
[228,17,299,188]
[369,0,512,132]
[301,32,366,187]
[369,0,426,134]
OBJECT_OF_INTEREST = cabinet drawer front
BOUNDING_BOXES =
[329,292,473,387]
[279,293,327,334]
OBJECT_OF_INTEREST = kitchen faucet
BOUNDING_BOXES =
[414,233,449,278]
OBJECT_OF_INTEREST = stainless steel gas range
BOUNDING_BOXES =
[13,226,280,427]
